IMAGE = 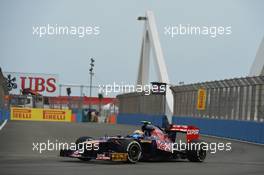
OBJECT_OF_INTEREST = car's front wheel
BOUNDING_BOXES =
[75,136,93,161]
[126,141,142,163]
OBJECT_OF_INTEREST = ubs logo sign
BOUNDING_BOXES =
[3,72,59,96]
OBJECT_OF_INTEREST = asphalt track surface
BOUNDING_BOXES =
[0,121,263,175]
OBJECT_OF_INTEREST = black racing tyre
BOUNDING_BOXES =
[75,136,93,161]
[115,139,142,163]
[126,141,142,163]
[186,139,206,162]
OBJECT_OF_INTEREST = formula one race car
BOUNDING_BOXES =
[60,121,206,163]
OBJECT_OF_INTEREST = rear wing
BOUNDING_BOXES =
[168,124,200,142]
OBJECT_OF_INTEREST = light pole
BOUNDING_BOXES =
[89,58,95,110]
[66,87,71,109]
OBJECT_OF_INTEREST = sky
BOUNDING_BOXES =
[0,0,264,97]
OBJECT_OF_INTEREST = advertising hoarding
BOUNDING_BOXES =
[10,107,72,122]
[3,72,59,96]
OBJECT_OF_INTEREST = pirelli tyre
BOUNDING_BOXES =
[114,139,142,163]
[186,139,207,162]
[126,141,142,163]
[75,136,94,161]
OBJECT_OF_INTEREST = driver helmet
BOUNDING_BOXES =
[130,130,144,139]
[133,130,144,135]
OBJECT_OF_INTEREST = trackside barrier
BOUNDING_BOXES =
[117,113,167,127]
[107,115,116,124]
[71,109,83,122]
[0,109,10,121]
[71,113,77,122]
[10,107,72,122]
[172,116,264,144]
[171,76,264,122]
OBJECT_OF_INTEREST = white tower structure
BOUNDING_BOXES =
[250,37,264,76]
[136,11,173,123]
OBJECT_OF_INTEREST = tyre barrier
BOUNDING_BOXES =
[172,116,264,144]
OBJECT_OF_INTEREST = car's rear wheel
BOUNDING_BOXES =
[186,139,206,162]
[75,136,93,161]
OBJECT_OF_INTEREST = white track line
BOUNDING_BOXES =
[0,119,7,131]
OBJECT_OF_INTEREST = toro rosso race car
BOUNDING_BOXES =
[60,121,206,163]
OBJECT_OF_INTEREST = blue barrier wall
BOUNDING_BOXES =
[172,116,264,144]
[117,113,167,127]
[0,109,10,121]
[101,112,264,144]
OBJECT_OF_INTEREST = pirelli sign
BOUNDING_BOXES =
[11,107,72,122]
[196,88,207,110]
